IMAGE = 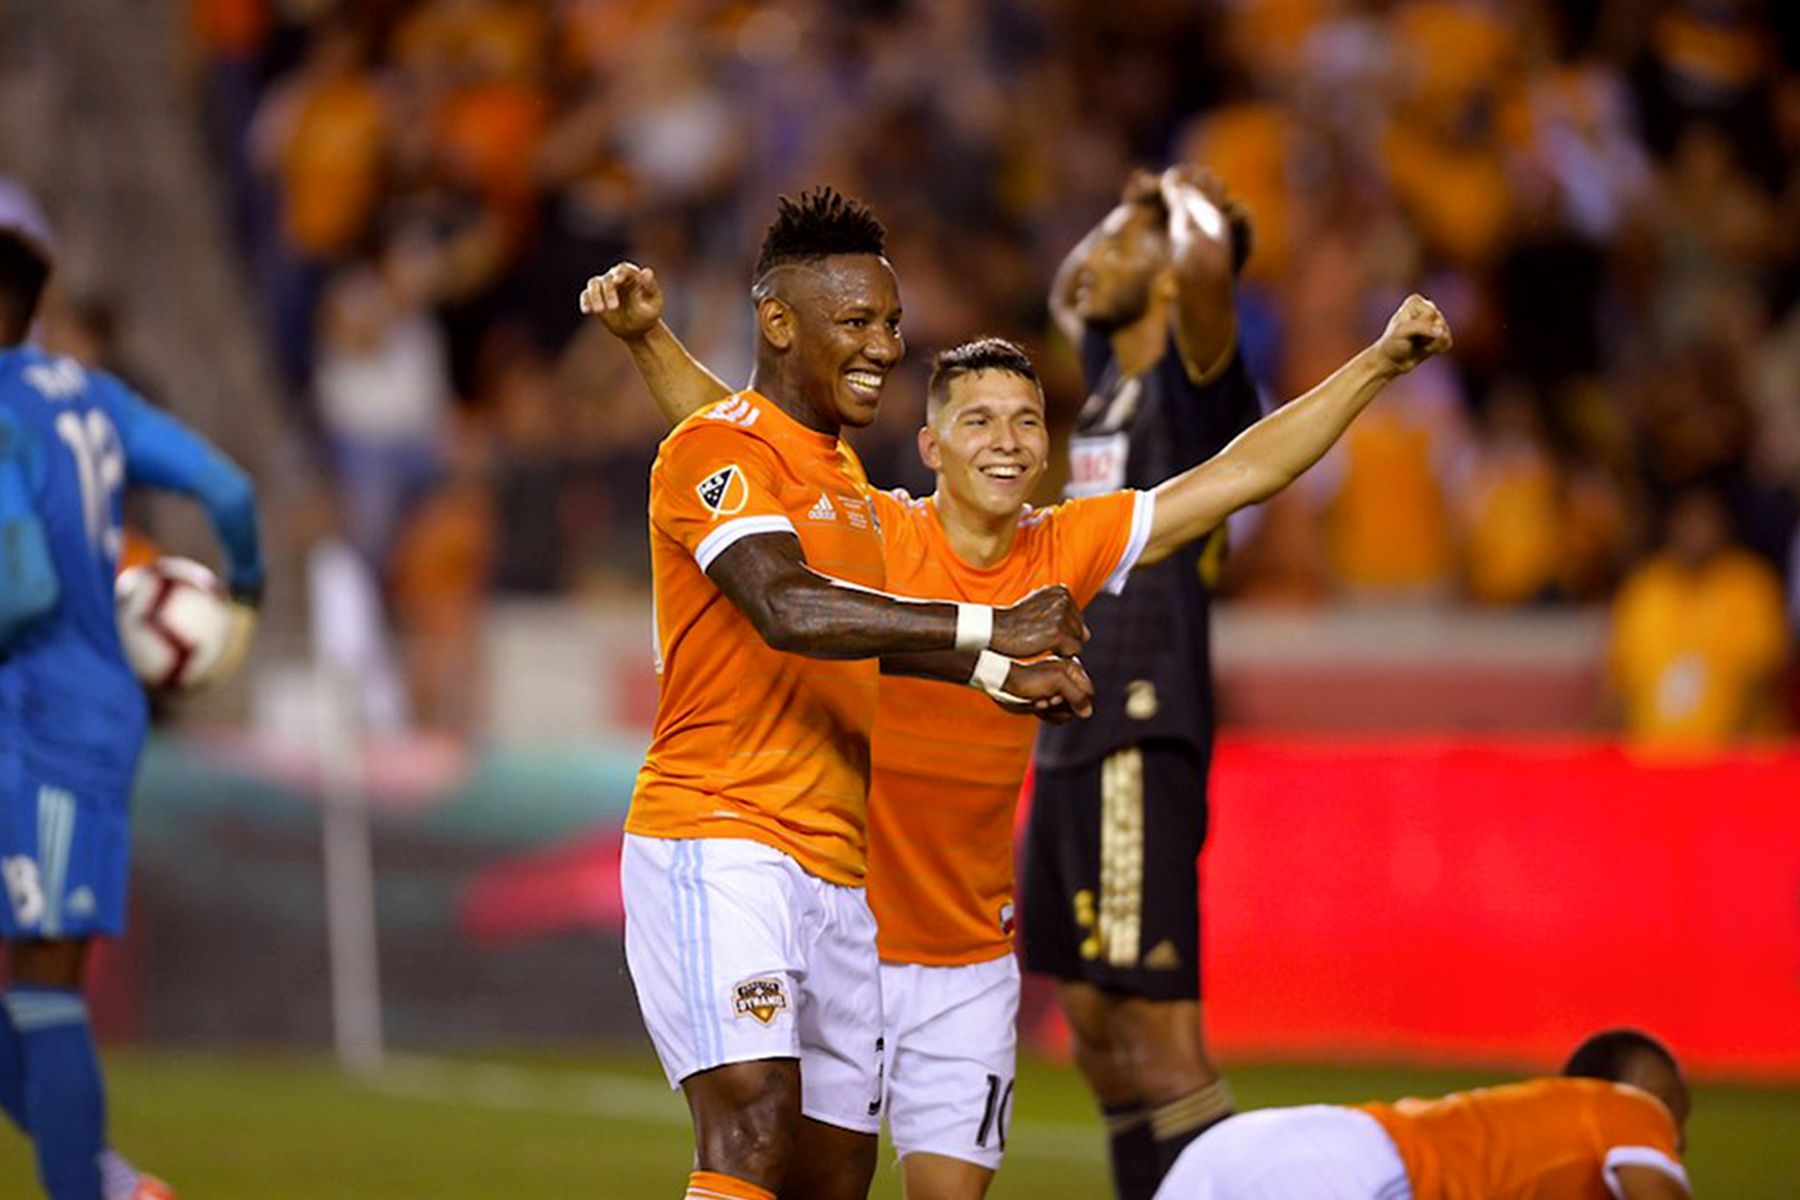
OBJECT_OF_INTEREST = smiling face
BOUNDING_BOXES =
[920,368,1049,522]
[1072,202,1169,331]
[762,253,904,430]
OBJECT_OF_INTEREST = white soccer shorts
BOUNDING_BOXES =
[1153,1106,1411,1200]
[621,833,885,1134]
[881,953,1020,1170]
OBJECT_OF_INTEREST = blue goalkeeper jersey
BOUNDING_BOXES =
[0,346,263,795]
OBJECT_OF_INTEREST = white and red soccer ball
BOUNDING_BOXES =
[115,557,234,690]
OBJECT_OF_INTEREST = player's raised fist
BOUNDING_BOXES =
[1376,293,1453,374]
[579,262,664,339]
[993,656,1095,723]
[993,584,1089,659]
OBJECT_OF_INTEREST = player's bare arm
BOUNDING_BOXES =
[1048,219,1105,349]
[706,530,1087,661]
[580,262,731,425]
[1612,1164,1693,1200]
[1137,294,1453,566]
[1161,165,1242,383]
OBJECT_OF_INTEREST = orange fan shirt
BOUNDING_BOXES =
[865,487,1153,965]
[628,392,887,885]
[1359,1078,1686,1200]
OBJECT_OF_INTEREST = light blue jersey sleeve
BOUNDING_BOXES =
[104,381,266,600]
[0,405,59,647]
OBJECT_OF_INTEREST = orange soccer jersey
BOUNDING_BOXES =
[628,392,887,885]
[1359,1078,1685,1200]
[865,487,1153,964]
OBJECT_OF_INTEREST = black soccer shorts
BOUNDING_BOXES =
[1020,740,1209,1002]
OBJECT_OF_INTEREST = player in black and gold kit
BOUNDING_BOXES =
[1023,165,1261,1200]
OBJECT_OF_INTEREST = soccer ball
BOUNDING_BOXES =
[115,557,233,690]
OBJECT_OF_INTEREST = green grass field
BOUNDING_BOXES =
[2,1049,1793,1198]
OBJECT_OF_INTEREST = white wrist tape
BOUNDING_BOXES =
[954,603,994,653]
[969,649,1014,696]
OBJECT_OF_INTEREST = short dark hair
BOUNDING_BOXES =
[926,337,1039,417]
[753,187,887,282]
[1562,1029,1679,1083]
[0,231,51,343]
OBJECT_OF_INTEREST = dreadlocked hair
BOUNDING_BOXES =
[753,187,887,282]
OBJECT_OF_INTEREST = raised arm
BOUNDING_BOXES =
[707,531,1087,662]
[1137,294,1452,566]
[1049,220,1105,350]
[1161,165,1244,384]
[580,262,732,426]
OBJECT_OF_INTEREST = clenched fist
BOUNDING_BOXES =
[1376,294,1453,375]
[993,585,1089,660]
[578,262,664,340]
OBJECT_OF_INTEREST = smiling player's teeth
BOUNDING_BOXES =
[984,466,1022,479]
[846,372,883,395]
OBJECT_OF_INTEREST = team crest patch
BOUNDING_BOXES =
[732,975,790,1025]
[696,465,749,518]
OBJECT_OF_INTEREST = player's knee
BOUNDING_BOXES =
[692,1066,801,1179]
[1069,1024,1137,1101]
[1064,997,1129,1067]
[713,1100,797,1177]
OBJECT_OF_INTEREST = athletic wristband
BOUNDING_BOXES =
[954,603,994,653]
[968,649,1014,696]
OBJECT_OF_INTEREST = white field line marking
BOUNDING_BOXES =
[361,1055,1104,1164]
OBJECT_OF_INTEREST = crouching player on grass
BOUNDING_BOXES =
[1154,1028,1694,1200]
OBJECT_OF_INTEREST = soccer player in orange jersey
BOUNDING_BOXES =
[612,189,1094,1200]
[582,259,1451,1200]
[1154,1028,1693,1200]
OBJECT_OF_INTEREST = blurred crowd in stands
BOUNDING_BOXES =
[164,0,1800,742]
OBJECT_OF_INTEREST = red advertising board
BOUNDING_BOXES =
[1201,737,1800,1078]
